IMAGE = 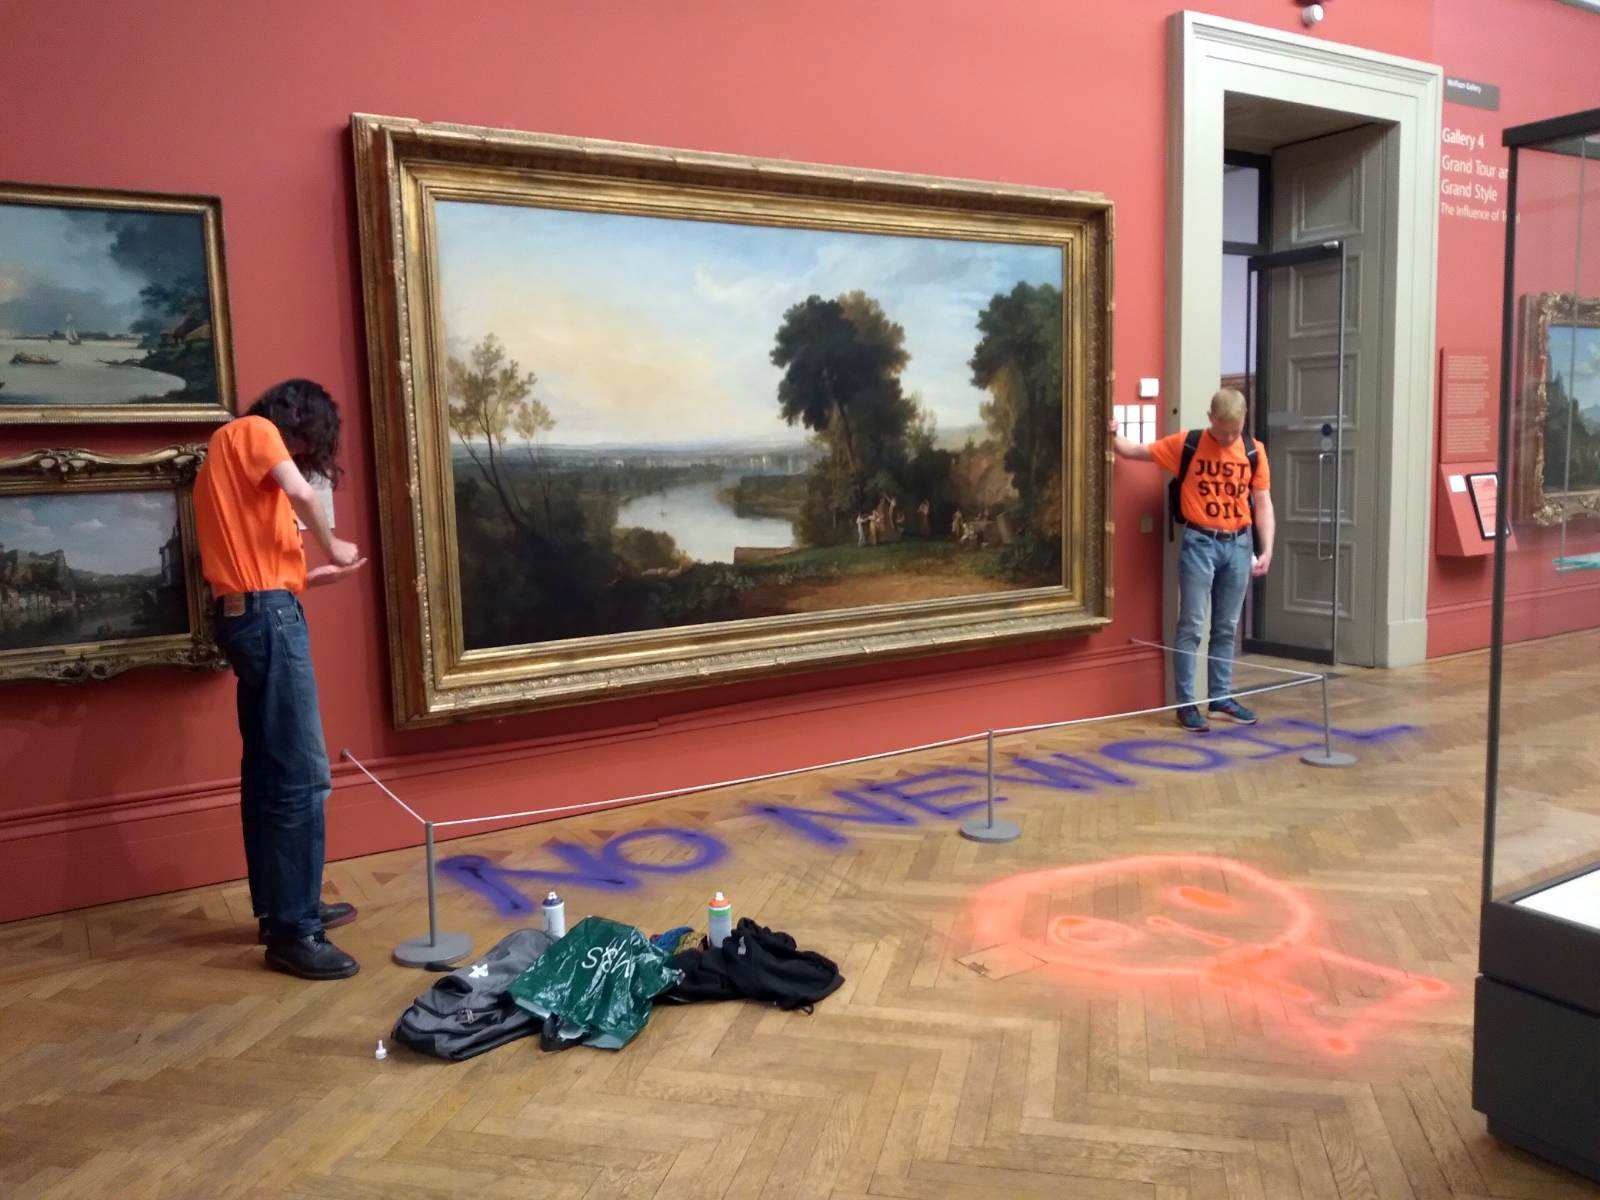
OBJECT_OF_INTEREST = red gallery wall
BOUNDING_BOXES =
[1429,4,1600,655]
[1,1,1597,923]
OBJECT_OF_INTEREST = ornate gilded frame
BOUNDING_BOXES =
[0,181,236,424]
[352,114,1114,727]
[0,446,225,682]
[1518,292,1600,524]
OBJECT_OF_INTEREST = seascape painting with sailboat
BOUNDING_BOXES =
[0,196,225,411]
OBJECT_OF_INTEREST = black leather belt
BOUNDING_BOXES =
[1186,525,1248,541]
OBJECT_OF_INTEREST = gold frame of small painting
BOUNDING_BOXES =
[0,446,225,682]
[0,181,236,424]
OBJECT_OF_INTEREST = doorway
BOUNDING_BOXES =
[1223,116,1397,668]
[1168,13,1442,674]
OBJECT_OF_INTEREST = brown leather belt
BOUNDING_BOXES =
[214,588,294,617]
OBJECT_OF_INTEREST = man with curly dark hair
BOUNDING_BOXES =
[193,379,367,980]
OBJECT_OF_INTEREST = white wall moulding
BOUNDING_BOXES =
[1167,11,1443,670]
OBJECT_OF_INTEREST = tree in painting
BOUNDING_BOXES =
[771,291,917,544]
[1543,369,1600,492]
[447,334,556,531]
[970,283,1064,545]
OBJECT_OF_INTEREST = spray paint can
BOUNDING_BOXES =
[707,891,733,948]
[541,891,566,939]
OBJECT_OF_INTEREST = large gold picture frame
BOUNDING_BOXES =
[353,114,1113,727]
[0,445,225,682]
[0,182,236,425]
[1518,292,1600,525]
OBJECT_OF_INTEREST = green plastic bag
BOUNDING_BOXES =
[505,916,681,1050]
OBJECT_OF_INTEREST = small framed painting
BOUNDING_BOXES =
[0,182,236,424]
[0,446,225,681]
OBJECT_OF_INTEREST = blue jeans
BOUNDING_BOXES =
[214,590,331,940]
[1174,527,1253,706]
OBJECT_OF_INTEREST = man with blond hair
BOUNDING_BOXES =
[1110,387,1275,733]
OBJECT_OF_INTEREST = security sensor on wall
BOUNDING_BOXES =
[1301,2,1325,26]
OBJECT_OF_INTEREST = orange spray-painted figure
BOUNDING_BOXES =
[966,854,1449,1056]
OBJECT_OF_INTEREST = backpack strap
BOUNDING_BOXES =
[1242,431,1261,551]
[1178,428,1204,484]
[1167,429,1204,542]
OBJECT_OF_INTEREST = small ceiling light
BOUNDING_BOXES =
[1302,3,1326,26]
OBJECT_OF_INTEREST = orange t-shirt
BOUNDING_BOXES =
[1149,430,1272,533]
[193,415,307,595]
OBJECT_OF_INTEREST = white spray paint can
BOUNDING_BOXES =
[708,891,733,949]
[541,891,567,939]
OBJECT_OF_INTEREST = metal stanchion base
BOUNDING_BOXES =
[1300,749,1358,768]
[394,931,472,968]
[959,819,1022,843]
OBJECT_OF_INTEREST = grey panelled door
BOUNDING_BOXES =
[1260,124,1391,666]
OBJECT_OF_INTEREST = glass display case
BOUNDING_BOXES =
[1474,106,1600,1184]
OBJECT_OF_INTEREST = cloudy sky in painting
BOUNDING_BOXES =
[0,491,176,575]
[1549,324,1600,421]
[0,204,205,336]
[433,201,1061,446]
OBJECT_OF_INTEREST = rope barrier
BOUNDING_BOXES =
[345,639,1332,830]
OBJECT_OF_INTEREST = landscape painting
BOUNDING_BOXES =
[0,490,187,651]
[1541,323,1600,491]
[0,446,223,682]
[353,116,1111,723]
[0,184,234,423]
[1519,293,1600,523]
[437,202,1067,652]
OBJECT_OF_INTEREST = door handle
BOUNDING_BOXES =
[1316,451,1334,562]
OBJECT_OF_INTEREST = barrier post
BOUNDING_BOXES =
[1299,674,1358,769]
[960,729,1021,843]
[393,820,473,968]
[340,750,473,968]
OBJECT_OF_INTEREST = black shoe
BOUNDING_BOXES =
[264,933,360,980]
[257,901,358,945]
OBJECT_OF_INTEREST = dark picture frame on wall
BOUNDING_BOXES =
[0,446,225,682]
[0,182,236,424]
[352,114,1114,727]
[1516,291,1600,524]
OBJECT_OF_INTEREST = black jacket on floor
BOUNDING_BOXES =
[662,918,843,1012]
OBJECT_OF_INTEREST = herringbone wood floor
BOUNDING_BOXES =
[5,634,1600,1199]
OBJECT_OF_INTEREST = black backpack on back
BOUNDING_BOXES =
[1167,428,1260,544]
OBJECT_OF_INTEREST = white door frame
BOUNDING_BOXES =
[1166,11,1442,669]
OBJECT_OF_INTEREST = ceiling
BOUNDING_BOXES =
[1223,93,1379,154]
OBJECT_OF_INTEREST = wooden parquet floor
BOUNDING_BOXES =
[5,634,1600,1199]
